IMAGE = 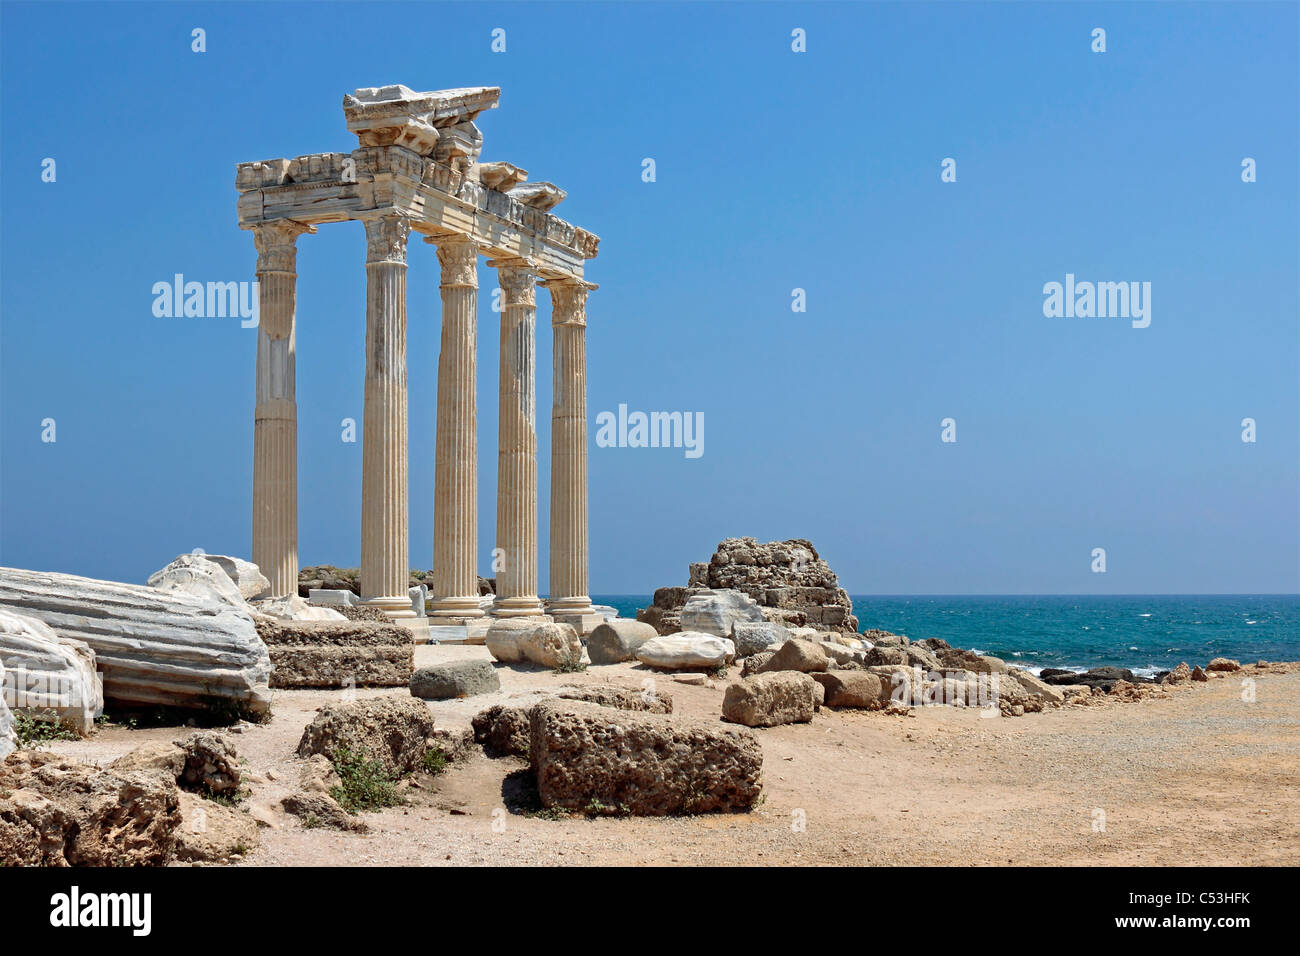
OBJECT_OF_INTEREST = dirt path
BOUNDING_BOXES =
[45,647,1300,866]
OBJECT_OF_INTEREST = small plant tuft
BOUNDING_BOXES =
[553,654,587,674]
[328,745,403,814]
[13,711,78,749]
[421,747,448,776]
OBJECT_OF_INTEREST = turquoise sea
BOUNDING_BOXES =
[592,594,1300,678]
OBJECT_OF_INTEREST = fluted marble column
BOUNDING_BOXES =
[490,259,545,617]
[428,237,484,619]
[544,279,595,620]
[360,213,415,619]
[251,220,313,598]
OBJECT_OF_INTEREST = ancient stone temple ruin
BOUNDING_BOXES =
[638,537,860,635]
[236,85,601,637]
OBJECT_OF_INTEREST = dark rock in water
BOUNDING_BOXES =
[1085,666,1136,682]
[1040,665,1147,691]
[1040,668,1078,681]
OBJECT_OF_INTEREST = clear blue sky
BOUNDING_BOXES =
[2,1,1297,595]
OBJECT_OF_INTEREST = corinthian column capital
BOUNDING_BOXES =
[363,213,412,265]
[429,236,482,288]
[252,220,314,273]
[490,258,537,307]
[542,278,596,327]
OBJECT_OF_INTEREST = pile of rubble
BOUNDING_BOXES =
[638,537,859,635]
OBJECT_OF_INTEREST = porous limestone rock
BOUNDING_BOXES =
[587,619,657,664]
[296,696,435,778]
[817,638,868,667]
[866,665,927,706]
[280,754,367,832]
[678,589,764,638]
[175,790,259,863]
[529,700,762,815]
[554,684,673,714]
[732,620,792,657]
[177,732,242,795]
[865,645,907,666]
[110,731,242,796]
[865,629,908,647]
[204,555,272,601]
[759,638,830,674]
[902,642,943,672]
[1207,657,1241,672]
[471,685,674,758]
[722,671,817,727]
[472,703,535,757]
[636,633,735,670]
[0,566,272,718]
[811,670,887,708]
[741,651,775,677]
[636,586,690,635]
[1004,667,1065,704]
[1191,665,1208,682]
[518,622,582,669]
[254,617,413,688]
[1163,662,1192,685]
[0,751,181,866]
[410,660,500,699]
[936,647,1009,674]
[0,607,103,734]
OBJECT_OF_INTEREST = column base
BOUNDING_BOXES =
[427,618,493,645]
[364,596,419,621]
[429,595,486,619]
[491,595,547,618]
[392,618,432,643]
[547,595,596,615]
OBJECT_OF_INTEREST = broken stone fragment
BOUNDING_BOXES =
[529,700,762,815]
[722,671,817,727]
[0,607,103,735]
[0,566,272,718]
[636,633,735,670]
[507,181,566,210]
[342,85,500,157]
[410,660,500,700]
[477,161,528,191]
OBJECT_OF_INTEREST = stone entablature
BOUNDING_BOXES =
[237,86,598,283]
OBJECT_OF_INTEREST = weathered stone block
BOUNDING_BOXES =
[410,660,500,699]
[587,619,657,664]
[529,700,762,815]
[722,672,816,727]
[296,697,435,778]
[811,670,886,708]
[255,618,413,688]
[759,638,830,674]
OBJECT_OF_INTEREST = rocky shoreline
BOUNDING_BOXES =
[1,542,1293,866]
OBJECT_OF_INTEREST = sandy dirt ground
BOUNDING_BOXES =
[43,645,1300,867]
